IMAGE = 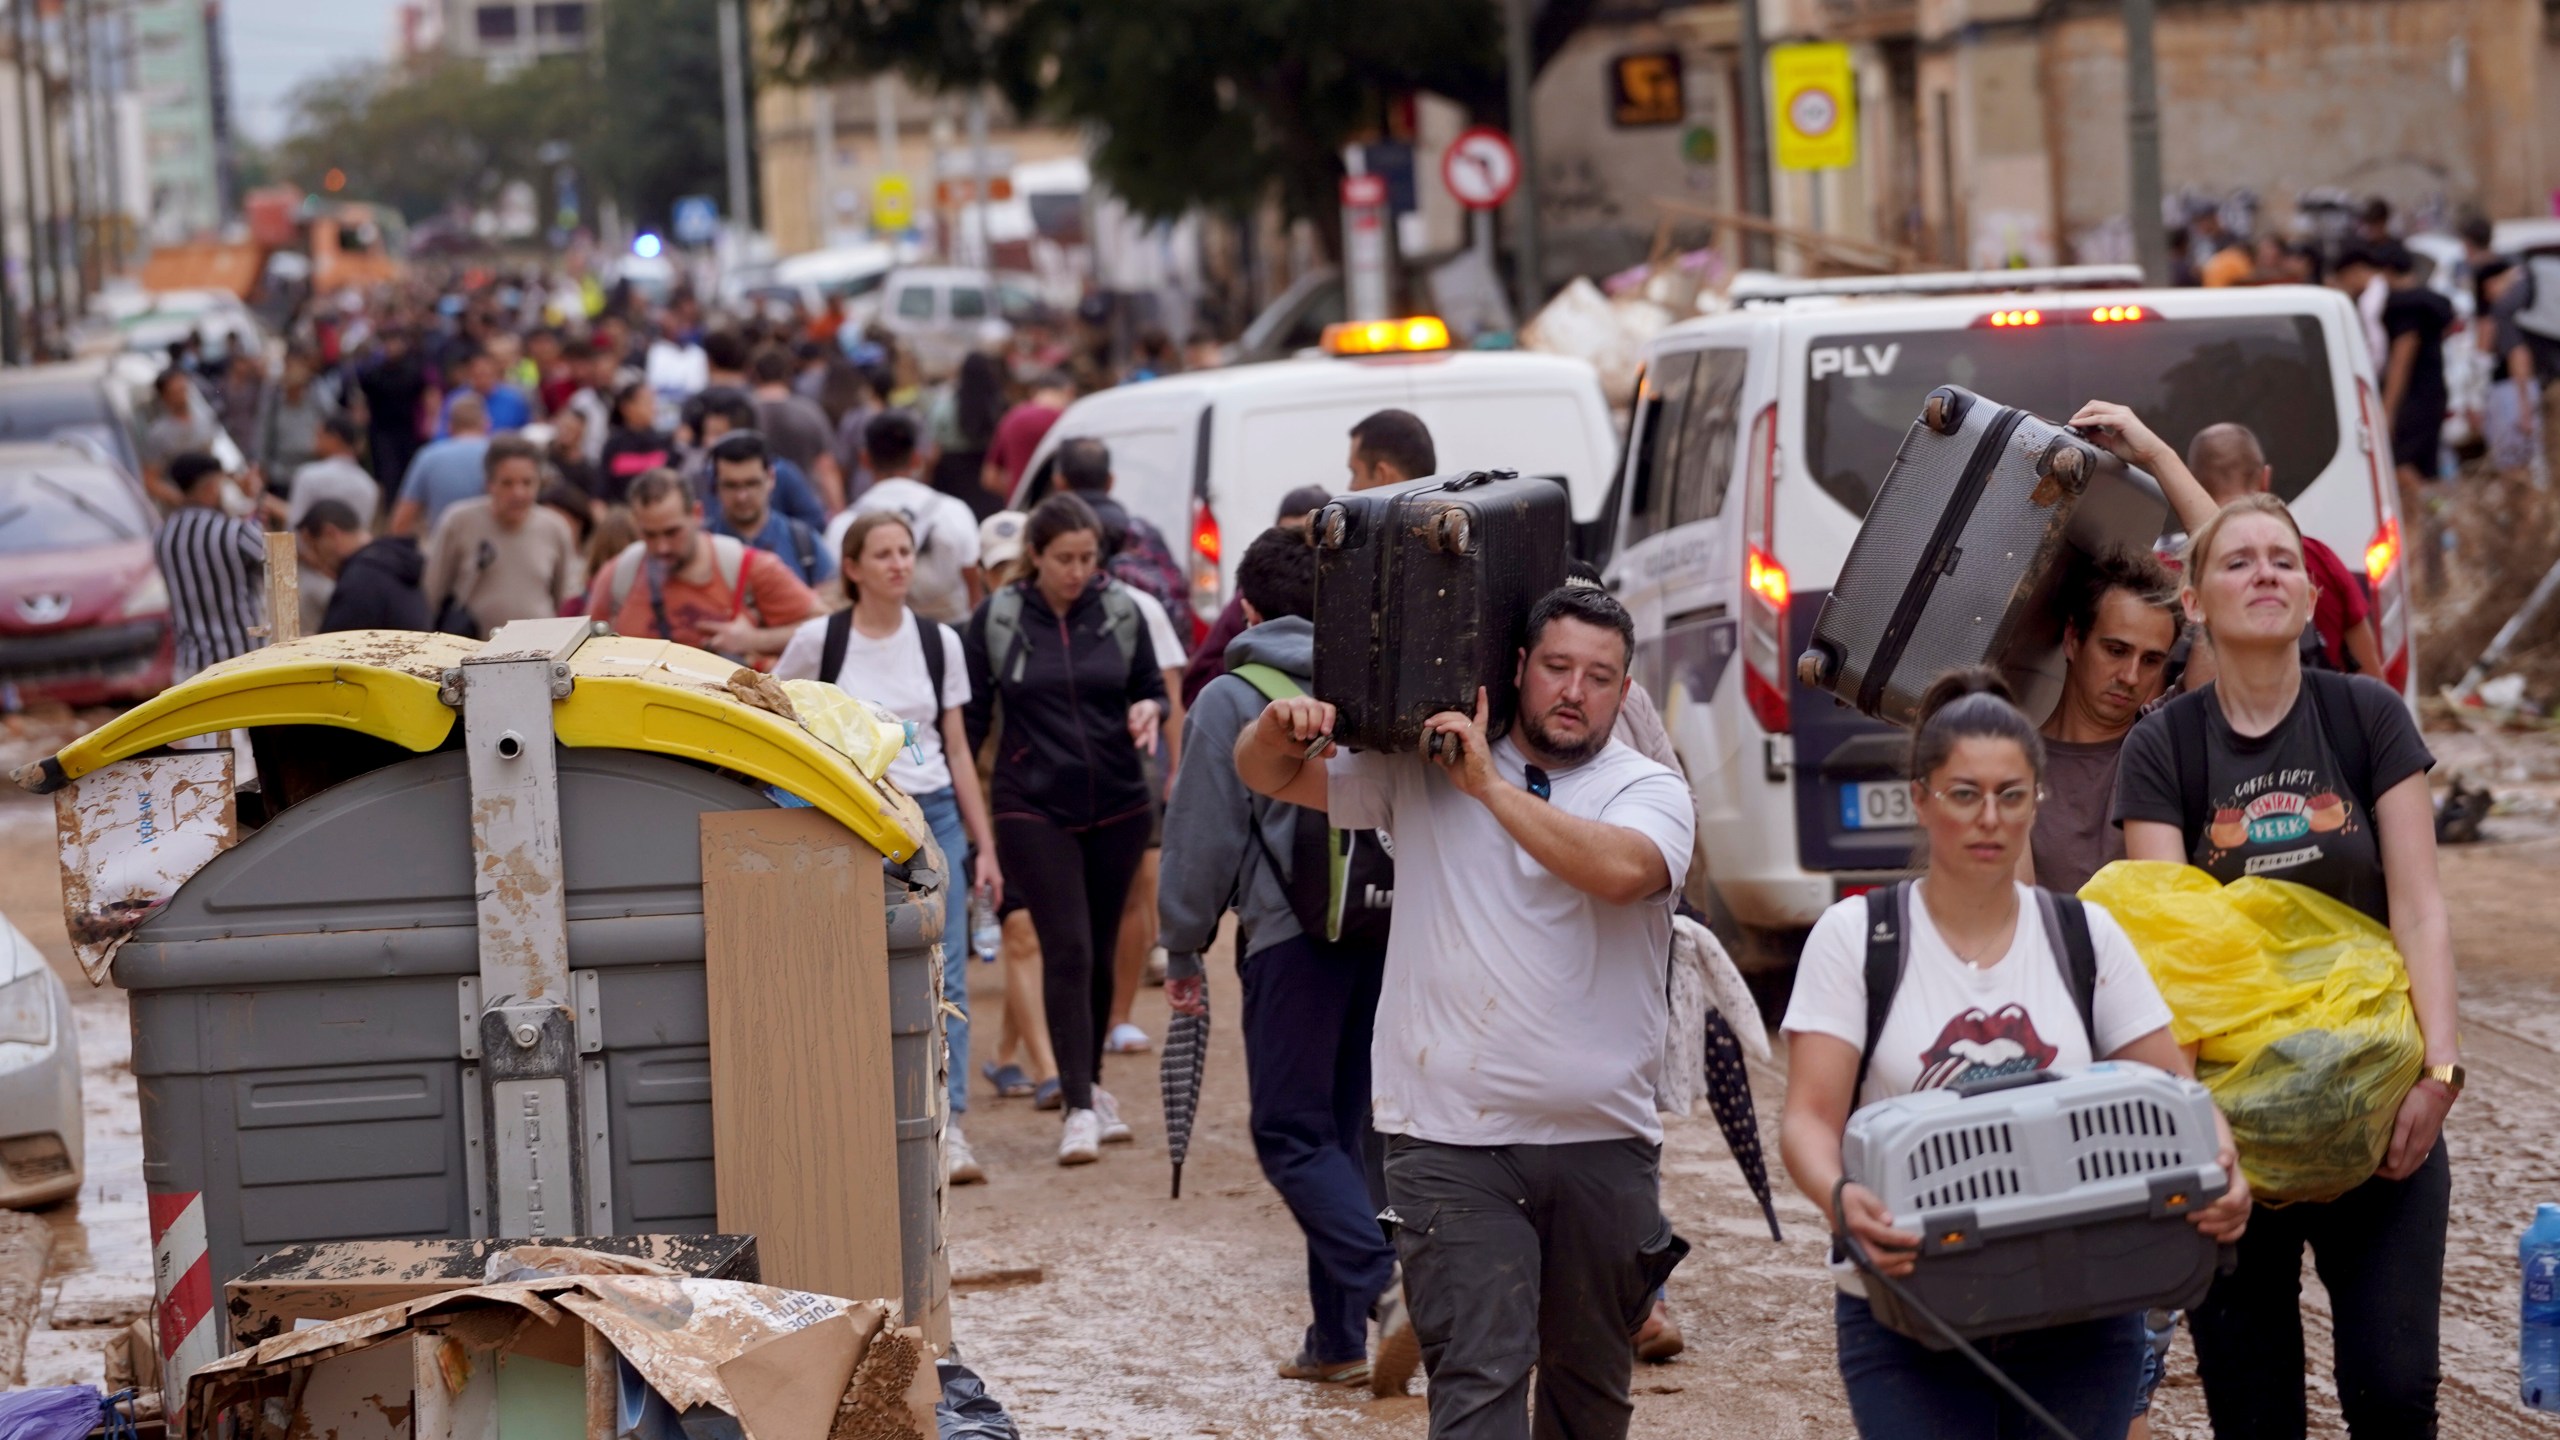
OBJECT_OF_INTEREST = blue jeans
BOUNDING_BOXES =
[916,786,970,1118]
[1835,1292,2144,1440]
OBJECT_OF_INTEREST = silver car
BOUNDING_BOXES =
[0,922,81,1209]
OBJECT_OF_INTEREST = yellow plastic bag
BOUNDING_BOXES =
[779,679,911,784]
[2080,860,2423,1204]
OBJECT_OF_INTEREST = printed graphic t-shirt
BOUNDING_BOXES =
[1783,881,2174,1110]
[2112,676,2432,925]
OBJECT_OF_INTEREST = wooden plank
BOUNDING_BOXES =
[263,530,300,644]
[700,808,902,1309]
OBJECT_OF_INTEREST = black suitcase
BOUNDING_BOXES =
[1796,386,2168,726]
[1312,469,1571,753]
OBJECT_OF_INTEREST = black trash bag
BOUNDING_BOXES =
[937,1356,1020,1440]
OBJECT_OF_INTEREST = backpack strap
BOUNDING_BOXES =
[819,608,853,685]
[790,517,820,581]
[986,585,1026,682]
[2033,887,2100,1054]
[2303,670,2377,816]
[608,541,644,611]
[916,613,949,710]
[2167,689,2211,857]
[1229,662,1303,702]
[1850,881,1910,1107]
[1099,582,1145,672]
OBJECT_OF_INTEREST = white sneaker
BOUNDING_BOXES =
[1105,1021,1151,1054]
[946,1124,986,1185]
[1092,1087,1135,1144]
[1058,1108,1101,1165]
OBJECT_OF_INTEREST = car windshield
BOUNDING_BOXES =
[0,469,148,554]
[0,382,114,446]
[1800,313,2341,516]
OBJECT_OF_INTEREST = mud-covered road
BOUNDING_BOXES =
[9,722,2560,1437]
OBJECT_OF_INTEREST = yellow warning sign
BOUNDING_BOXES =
[872,174,915,232]
[1770,42,1856,173]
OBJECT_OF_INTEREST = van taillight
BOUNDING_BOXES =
[2355,378,2412,691]
[1188,498,1223,623]
[1740,403,1788,733]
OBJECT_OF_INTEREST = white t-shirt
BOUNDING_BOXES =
[1328,735,1695,1147]
[833,479,983,625]
[772,608,972,795]
[1116,580,1187,668]
[1782,882,2175,1110]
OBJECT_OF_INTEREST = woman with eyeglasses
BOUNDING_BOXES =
[1778,667,2249,1439]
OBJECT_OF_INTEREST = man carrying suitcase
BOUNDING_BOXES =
[1236,583,1696,1439]
[2025,549,2181,895]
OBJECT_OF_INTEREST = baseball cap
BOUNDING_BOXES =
[980,510,1029,570]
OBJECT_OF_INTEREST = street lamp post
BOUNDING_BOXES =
[1502,0,1541,321]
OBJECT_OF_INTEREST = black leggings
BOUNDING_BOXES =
[994,810,1151,1113]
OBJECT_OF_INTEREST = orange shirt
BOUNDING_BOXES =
[586,541,819,652]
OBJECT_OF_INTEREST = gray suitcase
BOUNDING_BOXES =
[1795,386,2167,726]
[1841,1063,2229,1347]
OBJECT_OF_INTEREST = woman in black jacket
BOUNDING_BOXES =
[964,492,1166,1166]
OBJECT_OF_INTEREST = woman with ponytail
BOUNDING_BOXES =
[1778,668,2249,1437]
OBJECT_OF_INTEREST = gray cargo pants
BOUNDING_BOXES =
[1382,1134,1689,1440]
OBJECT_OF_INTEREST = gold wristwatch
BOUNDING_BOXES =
[2422,1063,2466,1097]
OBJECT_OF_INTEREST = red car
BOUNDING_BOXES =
[0,443,173,707]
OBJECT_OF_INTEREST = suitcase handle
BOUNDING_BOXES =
[1438,468,1518,492]
[1953,1069,2062,1099]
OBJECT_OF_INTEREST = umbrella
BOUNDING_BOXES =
[1702,1007,1783,1242]
[1160,1004,1211,1199]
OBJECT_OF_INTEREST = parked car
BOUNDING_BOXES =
[1013,322,1618,626]
[0,443,173,707]
[1603,267,2409,968]
[0,918,81,1210]
[0,359,248,489]
[842,266,1014,377]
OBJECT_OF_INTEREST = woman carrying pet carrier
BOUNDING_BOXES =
[1779,669,2251,1438]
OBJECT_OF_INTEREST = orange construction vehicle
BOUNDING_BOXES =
[138,185,407,299]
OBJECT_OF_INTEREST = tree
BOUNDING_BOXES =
[591,0,737,233]
[768,0,1593,254]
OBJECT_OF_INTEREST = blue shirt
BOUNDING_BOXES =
[712,508,834,586]
[438,384,532,437]
[397,435,492,532]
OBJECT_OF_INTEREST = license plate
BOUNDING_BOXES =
[1840,780,1915,831]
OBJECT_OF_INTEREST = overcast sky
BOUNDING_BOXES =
[222,0,402,144]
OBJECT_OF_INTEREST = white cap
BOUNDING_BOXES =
[979,510,1029,570]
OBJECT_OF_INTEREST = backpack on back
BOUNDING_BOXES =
[978,581,1145,750]
[818,608,949,707]
[1231,662,1395,947]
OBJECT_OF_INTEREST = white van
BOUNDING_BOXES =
[1015,334,1620,626]
[1602,267,2412,966]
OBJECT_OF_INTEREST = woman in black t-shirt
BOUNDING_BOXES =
[2112,492,2457,1438]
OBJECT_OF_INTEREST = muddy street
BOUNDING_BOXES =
[7,725,2560,1436]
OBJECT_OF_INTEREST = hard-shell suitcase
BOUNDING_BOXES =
[1840,1063,2230,1348]
[1795,385,2168,726]
[1312,469,1571,753]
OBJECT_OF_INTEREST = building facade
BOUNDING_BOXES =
[133,0,221,242]
[442,0,593,68]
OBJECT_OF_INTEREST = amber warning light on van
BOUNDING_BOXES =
[1324,316,1452,357]
[1974,304,2157,328]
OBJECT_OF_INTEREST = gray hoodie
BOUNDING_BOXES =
[1158,614,1313,980]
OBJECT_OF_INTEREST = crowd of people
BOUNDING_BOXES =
[116,263,2474,1440]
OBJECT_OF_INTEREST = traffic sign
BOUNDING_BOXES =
[1341,172,1387,209]
[1442,126,1520,211]
[1770,42,1856,172]
[671,195,719,246]
[872,174,915,232]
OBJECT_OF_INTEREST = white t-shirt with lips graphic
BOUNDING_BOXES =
[1782,881,2175,1110]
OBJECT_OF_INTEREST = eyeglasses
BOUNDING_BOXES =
[1525,764,1552,801]
[1927,784,2043,819]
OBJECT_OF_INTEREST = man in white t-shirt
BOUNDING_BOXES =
[830,411,983,624]
[1236,584,1695,1435]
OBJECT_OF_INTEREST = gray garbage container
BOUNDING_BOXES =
[113,746,947,1338]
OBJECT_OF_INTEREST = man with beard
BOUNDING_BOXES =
[1236,584,1696,1436]
[2025,549,2181,894]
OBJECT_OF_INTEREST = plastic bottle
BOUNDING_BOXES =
[969,893,1000,965]
[2523,1203,2560,1412]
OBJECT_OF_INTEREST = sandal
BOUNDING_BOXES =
[981,1062,1034,1098]
[1032,1077,1063,1111]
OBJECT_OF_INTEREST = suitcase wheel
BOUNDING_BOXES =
[1921,388,1966,435]
[1315,504,1350,549]
[1796,645,1837,689]
[1426,507,1474,557]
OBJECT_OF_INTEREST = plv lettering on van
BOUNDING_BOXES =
[1808,344,1901,381]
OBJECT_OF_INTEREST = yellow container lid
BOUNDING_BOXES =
[19,630,925,862]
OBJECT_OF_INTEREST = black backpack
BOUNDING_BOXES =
[1230,661,1395,948]
[1851,880,2098,1104]
[818,607,949,704]
[2158,669,2376,858]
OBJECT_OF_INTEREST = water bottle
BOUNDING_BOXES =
[969,893,1000,965]
[2523,1203,2560,1411]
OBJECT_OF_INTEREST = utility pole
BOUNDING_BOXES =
[34,0,68,330]
[811,86,834,248]
[1736,0,1773,269]
[2123,0,2168,285]
[13,0,54,354]
[1502,0,1541,321]
[67,0,91,298]
[715,0,751,238]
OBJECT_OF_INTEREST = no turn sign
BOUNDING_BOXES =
[1441,126,1520,211]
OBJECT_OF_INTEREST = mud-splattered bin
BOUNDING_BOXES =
[27,625,949,1413]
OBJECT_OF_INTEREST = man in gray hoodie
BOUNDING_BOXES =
[1162,526,1399,1388]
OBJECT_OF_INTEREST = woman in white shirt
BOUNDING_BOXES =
[1777,668,2250,1439]
[775,511,1001,1184]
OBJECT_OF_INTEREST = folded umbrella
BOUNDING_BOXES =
[1703,1007,1783,1242]
[1160,1004,1211,1199]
